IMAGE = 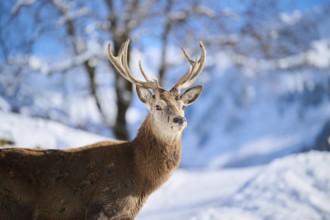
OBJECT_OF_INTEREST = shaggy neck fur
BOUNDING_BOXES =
[133,113,182,193]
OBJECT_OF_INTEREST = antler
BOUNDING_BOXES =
[172,42,206,92]
[107,40,161,91]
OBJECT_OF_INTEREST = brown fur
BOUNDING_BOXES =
[0,98,183,220]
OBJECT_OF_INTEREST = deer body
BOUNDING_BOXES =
[0,119,180,219]
[0,40,206,219]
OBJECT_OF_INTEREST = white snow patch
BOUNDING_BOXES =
[0,111,105,148]
[280,10,302,25]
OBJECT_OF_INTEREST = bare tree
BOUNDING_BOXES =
[50,0,109,131]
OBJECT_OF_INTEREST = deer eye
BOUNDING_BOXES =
[155,105,162,111]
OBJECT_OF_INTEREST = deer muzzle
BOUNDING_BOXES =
[173,116,186,126]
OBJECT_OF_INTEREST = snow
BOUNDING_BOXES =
[0,111,105,148]
[280,10,302,25]
[276,39,330,69]
[57,7,90,26]
[12,0,36,14]
[0,97,10,112]
[138,152,330,220]
[0,111,329,220]
[179,70,330,168]
[307,39,330,68]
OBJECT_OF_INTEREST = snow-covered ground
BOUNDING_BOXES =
[138,152,330,220]
[1,112,329,220]
[0,111,105,149]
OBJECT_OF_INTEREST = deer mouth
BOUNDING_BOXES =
[171,121,187,131]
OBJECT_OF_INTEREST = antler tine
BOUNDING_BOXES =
[107,41,133,83]
[139,61,151,82]
[107,43,127,80]
[107,40,160,90]
[172,41,206,91]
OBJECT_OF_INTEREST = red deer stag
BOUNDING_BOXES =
[0,40,206,220]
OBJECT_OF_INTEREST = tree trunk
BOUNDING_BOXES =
[84,60,108,125]
[158,0,174,86]
[111,37,132,140]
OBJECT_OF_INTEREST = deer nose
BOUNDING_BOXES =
[173,116,186,125]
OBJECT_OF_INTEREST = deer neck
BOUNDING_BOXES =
[133,114,182,192]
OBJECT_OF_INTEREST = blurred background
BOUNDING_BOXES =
[0,0,329,169]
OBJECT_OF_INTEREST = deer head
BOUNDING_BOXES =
[107,40,206,140]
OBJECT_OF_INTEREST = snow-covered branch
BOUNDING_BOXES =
[57,7,90,26]
[12,0,36,14]
[7,42,106,74]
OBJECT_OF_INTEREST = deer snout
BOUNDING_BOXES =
[173,116,186,125]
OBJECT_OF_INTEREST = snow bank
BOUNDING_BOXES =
[0,111,105,148]
[138,151,330,220]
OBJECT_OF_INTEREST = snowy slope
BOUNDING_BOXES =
[138,152,330,220]
[0,111,105,148]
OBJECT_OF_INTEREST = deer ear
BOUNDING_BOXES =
[180,85,203,106]
[136,86,153,105]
